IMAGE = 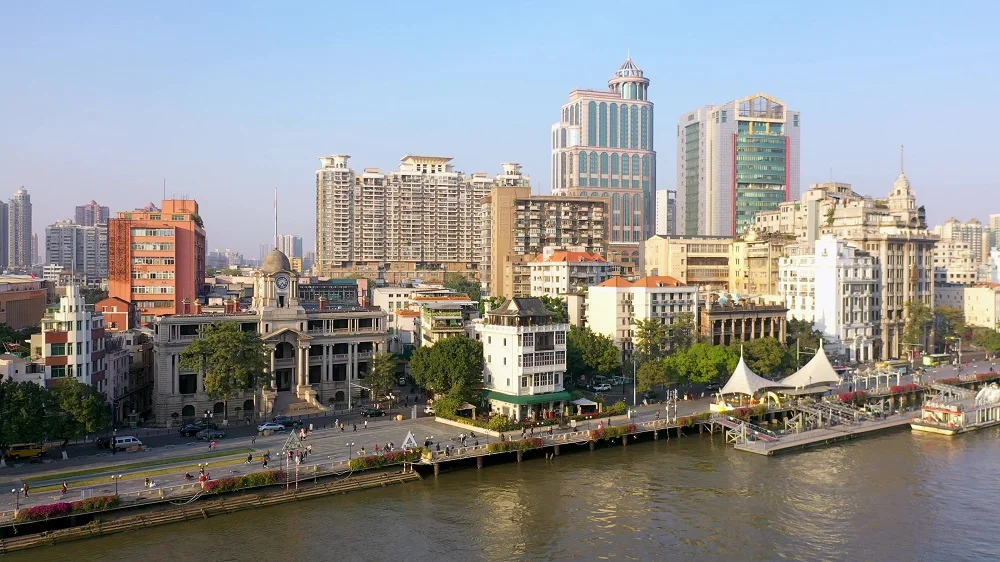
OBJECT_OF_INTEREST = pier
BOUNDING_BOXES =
[728,413,913,455]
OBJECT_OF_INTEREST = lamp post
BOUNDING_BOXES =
[632,358,637,407]
[796,340,817,367]
[111,474,123,495]
[946,336,963,366]
[11,488,18,514]
[346,442,354,460]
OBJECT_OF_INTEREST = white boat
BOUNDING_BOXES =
[911,382,1000,436]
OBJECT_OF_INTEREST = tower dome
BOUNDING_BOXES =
[608,56,650,101]
[261,248,291,274]
[892,171,911,193]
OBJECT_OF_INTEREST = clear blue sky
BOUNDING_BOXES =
[2,0,998,256]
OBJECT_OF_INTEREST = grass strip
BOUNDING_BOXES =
[25,449,253,487]
[31,456,253,493]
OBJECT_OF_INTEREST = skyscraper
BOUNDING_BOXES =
[550,57,656,275]
[677,94,800,237]
[7,187,33,271]
[46,220,109,281]
[75,200,110,226]
[277,234,303,259]
[107,200,206,323]
[655,189,676,236]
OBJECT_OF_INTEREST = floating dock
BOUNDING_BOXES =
[728,413,914,456]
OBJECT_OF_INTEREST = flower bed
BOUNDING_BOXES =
[976,373,1000,383]
[889,383,920,395]
[203,470,285,494]
[839,390,869,405]
[937,377,960,385]
[348,449,423,471]
[676,412,711,427]
[589,423,636,441]
[14,495,121,523]
[486,437,544,453]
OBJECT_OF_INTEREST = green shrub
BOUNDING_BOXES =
[486,438,543,453]
[14,495,122,522]
[589,423,636,441]
[348,448,423,471]
[603,400,627,416]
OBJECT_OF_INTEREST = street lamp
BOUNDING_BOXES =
[946,336,962,365]
[346,442,355,459]
[11,488,18,513]
[111,474,123,495]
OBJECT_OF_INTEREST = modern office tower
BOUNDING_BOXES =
[316,155,516,283]
[7,187,33,270]
[277,234,303,259]
[75,200,110,226]
[655,189,676,235]
[677,94,800,237]
[550,57,656,275]
[31,233,38,267]
[45,220,108,281]
[0,200,7,268]
[107,200,206,323]
[482,177,608,299]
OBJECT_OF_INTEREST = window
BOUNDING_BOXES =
[67,364,74,377]
[555,331,566,345]
[588,101,597,145]
[610,103,618,148]
[522,353,534,367]
[598,102,608,146]
[523,333,534,347]
[630,105,639,148]
[50,343,66,356]
[521,376,529,388]
[171,214,186,220]
[76,320,82,331]
[600,152,608,175]
[641,106,649,150]
[622,154,630,176]
[578,152,587,175]
[76,342,82,355]
[611,153,619,175]
[620,105,628,147]
[51,365,66,378]
[179,373,198,395]
[131,228,175,237]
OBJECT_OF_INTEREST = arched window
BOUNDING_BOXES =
[590,152,598,174]
[641,107,649,150]
[182,405,195,417]
[588,101,597,146]
[602,192,609,198]
[633,194,642,224]
[620,105,628,148]
[599,102,607,147]
[243,399,254,413]
[560,152,567,190]
[213,402,224,414]
[560,128,567,148]
[600,152,608,174]
[579,151,587,174]
[642,155,650,178]
[622,154,630,176]
[611,153,619,175]
[610,103,618,148]
[633,153,640,176]
[612,193,621,227]
[630,105,639,148]
[623,193,630,226]
[647,106,653,150]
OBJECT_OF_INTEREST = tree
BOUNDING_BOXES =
[0,379,50,451]
[479,296,505,316]
[0,324,37,351]
[366,352,396,402]
[739,337,791,377]
[409,336,483,402]
[786,318,822,351]
[81,288,108,305]
[539,295,569,323]
[903,299,934,356]
[48,378,111,444]
[566,326,621,384]
[444,273,482,303]
[665,312,697,351]
[179,322,269,420]
[636,359,671,392]
[633,318,669,364]
[934,306,965,345]
[971,327,1000,354]
[668,343,738,384]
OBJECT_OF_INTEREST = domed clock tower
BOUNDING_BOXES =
[254,248,302,311]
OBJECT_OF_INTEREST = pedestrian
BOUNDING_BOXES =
[656,411,660,420]
[474,439,479,446]
[335,418,339,428]
[353,423,357,432]
[307,445,313,455]
[144,477,151,488]
[251,435,256,445]
[340,423,345,432]
[22,483,28,497]
[61,482,68,494]
[375,444,380,454]
[263,457,269,468]
[364,420,368,429]
[246,453,253,464]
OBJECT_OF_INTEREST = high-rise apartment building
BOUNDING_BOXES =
[75,200,110,226]
[31,233,38,267]
[987,214,1000,249]
[933,218,988,264]
[550,58,656,274]
[277,234,303,259]
[482,177,607,299]
[7,187,32,271]
[0,200,7,268]
[45,220,108,282]
[316,155,516,283]
[655,189,676,236]
[677,94,800,237]
[107,200,206,323]
[30,285,108,392]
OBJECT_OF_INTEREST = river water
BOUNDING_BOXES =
[11,428,1000,562]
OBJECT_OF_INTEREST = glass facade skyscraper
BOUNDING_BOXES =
[676,94,800,237]
[550,58,655,276]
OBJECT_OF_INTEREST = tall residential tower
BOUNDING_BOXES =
[551,57,656,275]
[677,94,800,237]
[7,187,32,270]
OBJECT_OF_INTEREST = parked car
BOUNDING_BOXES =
[424,406,435,415]
[4,443,47,460]
[112,436,143,452]
[196,429,226,441]
[705,382,721,392]
[179,424,203,437]
[95,436,112,449]
[193,420,219,430]
[257,422,286,433]
[272,416,301,429]
[397,376,408,386]
[360,407,386,417]
[593,383,612,392]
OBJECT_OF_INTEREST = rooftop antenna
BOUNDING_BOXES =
[900,144,904,173]
[162,178,166,200]
[273,188,278,250]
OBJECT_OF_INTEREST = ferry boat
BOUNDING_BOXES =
[911,383,1000,436]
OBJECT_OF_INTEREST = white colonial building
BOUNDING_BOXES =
[152,249,387,425]
[527,249,614,297]
[586,276,698,357]
[778,235,880,362]
[474,298,571,421]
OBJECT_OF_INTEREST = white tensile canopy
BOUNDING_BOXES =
[721,350,786,396]
[780,342,842,389]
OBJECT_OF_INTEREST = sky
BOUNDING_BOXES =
[2,1,999,257]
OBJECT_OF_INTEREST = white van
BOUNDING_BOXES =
[113,436,143,452]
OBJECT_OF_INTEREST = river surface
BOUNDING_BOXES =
[11,428,1000,562]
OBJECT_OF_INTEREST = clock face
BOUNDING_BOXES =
[275,275,289,291]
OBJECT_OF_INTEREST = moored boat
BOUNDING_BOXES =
[911,383,1000,435]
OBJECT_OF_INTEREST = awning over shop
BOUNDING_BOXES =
[571,398,598,406]
[483,390,574,406]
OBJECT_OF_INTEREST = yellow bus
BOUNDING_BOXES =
[922,354,952,367]
[3,443,48,460]
[876,360,911,374]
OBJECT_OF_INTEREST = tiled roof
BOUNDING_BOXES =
[395,310,420,317]
[531,251,606,264]
[490,297,552,317]
[594,277,632,288]
[631,276,685,288]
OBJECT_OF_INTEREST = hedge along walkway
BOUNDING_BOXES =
[25,449,254,490]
